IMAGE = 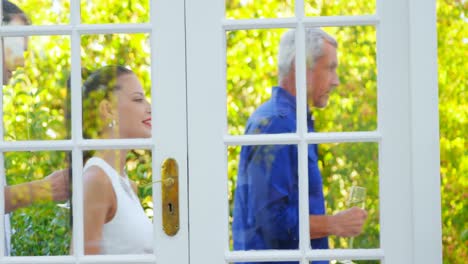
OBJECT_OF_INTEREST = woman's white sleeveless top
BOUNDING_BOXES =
[83,157,153,254]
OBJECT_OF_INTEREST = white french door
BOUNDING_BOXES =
[0,0,191,263]
[185,0,442,264]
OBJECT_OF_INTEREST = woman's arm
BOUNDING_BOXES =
[83,167,115,254]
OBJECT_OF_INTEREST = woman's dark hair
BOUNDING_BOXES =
[82,65,133,139]
[2,0,30,25]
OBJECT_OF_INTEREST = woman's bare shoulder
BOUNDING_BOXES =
[83,166,114,196]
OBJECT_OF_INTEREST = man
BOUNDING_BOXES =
[232,28,368,264]
[2,0,29,84]
[2,0,70,213]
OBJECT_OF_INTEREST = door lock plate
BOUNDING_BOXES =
[161,158,179,236]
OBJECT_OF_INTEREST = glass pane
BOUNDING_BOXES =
[81,33,151,140]
[3,35,71,140]
[1,0,69,25]
[229,144,299,251]
[305,0,376,16]
[81,0,149,24]
[227,28,291,135]
[4,150,72,256]
[225,0,294,19]
[82,149,153,255]
[227,26,376,135]
[330,260,380,264]
[308,26,377,132]
[316,142,379,250]
[228,142,379,253]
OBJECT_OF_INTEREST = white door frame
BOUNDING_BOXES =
[186,0,442,263]
[0,0,442,263]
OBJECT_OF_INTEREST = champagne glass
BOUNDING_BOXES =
[347,186,366,208]
[340,186,366,264]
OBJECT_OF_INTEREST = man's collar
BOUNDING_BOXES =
[273,86,314,121]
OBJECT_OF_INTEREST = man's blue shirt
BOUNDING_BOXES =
[232,86,328,264]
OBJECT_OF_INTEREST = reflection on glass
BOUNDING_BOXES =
[305,0,376,16]
[2,2,71,140]
[82,149,153,255]
[81,65,151,140]
[229,144,299,251]
[225,0,294,19]
[81,0,149,24]
[4,151,72,256]
[317,143,379,250]
[81,33,151,138]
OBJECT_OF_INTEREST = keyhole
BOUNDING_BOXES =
[168,202,173,214]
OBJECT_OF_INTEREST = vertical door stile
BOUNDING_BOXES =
[152,0,189,263]
[186,0,226,263]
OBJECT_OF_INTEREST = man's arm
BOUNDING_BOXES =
[4,169,69,213]
[309,207,368,239]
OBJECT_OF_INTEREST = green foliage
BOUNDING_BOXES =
[437,0,467,263]
[9,205,70,255]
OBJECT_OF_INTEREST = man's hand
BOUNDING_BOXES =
[329,207,368,237]
[44,169,70,202]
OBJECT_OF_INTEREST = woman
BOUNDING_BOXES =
[82,65,153,254]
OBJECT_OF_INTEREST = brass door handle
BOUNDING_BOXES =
[161,158,179,236]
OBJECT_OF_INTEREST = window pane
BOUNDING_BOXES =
[226,28,290,135]
[81,33,151,140]
[228,142,380,254]
[81,0,149,24]
[1,0,69,25]
[4,150,72,256]
[229,144,299,251]
[225,0,294,19]
[308,26,377,132]
[82,149,153,255]
[3,35,71,141]
[316,142,380,250]
[305,0,376,16]
[227,26,377,134]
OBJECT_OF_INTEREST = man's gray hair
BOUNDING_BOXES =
[278,28,337,83]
